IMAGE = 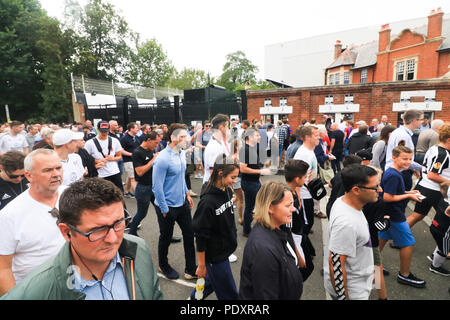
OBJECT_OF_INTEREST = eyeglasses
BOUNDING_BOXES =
[67,215,132,242]
[7,172,25,179]
[356,185,380,191]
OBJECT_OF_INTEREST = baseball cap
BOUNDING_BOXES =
[53,129,74,146]
[97,121,110,133]
[73,132,84,140]
[356,149,373,161]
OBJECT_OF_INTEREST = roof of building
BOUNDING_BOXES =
[326,18,450,71]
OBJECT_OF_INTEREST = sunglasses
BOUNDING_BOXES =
[7,172,25,179]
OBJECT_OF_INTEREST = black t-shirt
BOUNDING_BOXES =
[330,129,344,151]
[120,134,141,162]
[239,143,262,182]
[132,146,154,185]
[0,177,29,210]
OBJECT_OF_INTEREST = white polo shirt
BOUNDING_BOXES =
[61,153,85,186]
[0,185,67,283]
[202,137,230,184]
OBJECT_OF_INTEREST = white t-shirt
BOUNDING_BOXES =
[293,145,317,199]
[323,197,374,300]
[202,137,230,184]
[0,186,67,283]
[84,136,123,178]
[61,153,85,186]
[0,133,28,153]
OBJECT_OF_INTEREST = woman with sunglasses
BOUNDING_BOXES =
[0,151,28,210]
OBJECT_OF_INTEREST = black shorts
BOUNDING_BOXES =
[413,184,443,216]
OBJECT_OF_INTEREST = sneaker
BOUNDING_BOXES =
[159,265,179,280]
[427,254,434,263]
[383,268,390,276]
[397,272,426,288]
[228,254,238,263]
[429,264,450,276]
[184,269,198,280]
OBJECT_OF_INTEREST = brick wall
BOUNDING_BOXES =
[247,80,450,130]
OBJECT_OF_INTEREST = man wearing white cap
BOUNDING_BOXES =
[53,129,86,186]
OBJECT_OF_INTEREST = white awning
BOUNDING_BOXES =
[85,93,116,108]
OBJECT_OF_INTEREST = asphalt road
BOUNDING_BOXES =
[123,173,450,300]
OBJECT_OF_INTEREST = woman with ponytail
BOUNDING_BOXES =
[189,154,240,300]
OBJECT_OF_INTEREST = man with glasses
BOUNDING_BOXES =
[324,164,380,300]
[1,178,163,300]
[0,151,29,210]
[0,149,67,296]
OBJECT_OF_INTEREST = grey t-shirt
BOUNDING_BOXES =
[323,197,374,300]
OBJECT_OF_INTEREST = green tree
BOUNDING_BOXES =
[0,0,53,121]
[168,68,211,90]
[127,38,174,87]
[70,0,135,81]
[35,16,76,122]
[217,51,258,93]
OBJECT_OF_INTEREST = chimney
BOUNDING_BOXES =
[334,40,342,60]
[427,7,444,39]
[378,24,391,52]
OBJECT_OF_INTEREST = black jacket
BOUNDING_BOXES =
[346,132,373,155]
[192,186,237,264]
[239,224,303,300]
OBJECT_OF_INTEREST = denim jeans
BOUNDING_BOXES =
[331,149,343,174]
[128,183,154,236]
[154,202,196,273]
[241,179,261,235]
[190,259,239,300]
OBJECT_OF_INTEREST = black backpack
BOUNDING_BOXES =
[92,137,113,158]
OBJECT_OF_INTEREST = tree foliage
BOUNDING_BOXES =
[168,68,211,90]
[126,38,174,87]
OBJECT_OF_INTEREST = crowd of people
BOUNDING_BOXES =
[0,109,448,300]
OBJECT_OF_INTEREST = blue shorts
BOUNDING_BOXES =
[378,221,416,247]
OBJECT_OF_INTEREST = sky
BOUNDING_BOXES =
[39,0,449,80]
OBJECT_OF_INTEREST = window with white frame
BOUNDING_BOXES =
[406,59,415,80]
[264,98,272,107]
[344,94,354,104]
[361,69,367,83]
[335,73,340,85]
[396,61,405,80]
[280,97,287,107]
[395,58,416,81]
[329,74,334,85]
[325,95,333,105]
[344,72,350,84]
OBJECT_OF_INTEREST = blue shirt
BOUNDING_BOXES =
[381,167,408,222]
[385,126,421,171]
[286,139,303,160]
[152,145,188,213]
[72,253,129,300]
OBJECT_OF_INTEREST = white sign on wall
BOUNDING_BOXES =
[319,104,360,113]
[393,90,442,111]
[260,105,293,115]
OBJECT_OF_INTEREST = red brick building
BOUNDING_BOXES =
[248,9,450,128]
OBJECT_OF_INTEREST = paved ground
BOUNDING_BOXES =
[123,173,450,300]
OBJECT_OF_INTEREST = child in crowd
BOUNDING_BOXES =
[284,159,315,280]
[378,143,426,288]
